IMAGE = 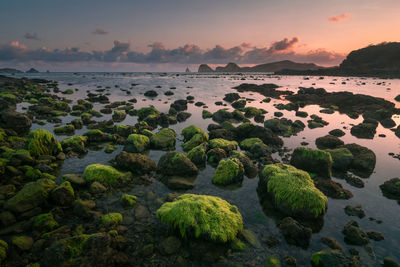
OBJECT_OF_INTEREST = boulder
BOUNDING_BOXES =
[315,135,344,149]
[84,164,129,185]
[278,217,312,249]
[343,143,376,178]
[27,129,62,157]
[212,158,244,186]
[325,148,353,171]
[124,134,150,153]
[114,151,156,175]
[150,128,176,150]
[157,152,198,177]
[51,181,75,206]
[290,147,332,178]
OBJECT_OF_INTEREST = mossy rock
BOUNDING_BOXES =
[120,194,137,208]
[137,107,160,120]
[181,125,205,141]
[315,135,344,149]
[25,167,42,180]
[61,136,87,154]
[83,129,108,143]
[207,148,227,165]
[209,138,238,152]
[11,236,33,251]
[4,178,56,213]
[325,148,353,171]
[212,109,233,123]
[112,110,126,122]
[101,212,123,227]
[258,164,328,218]
[311,249,356,267]
[150,128,176,150]
[33,212,59,233]
[343,143,376,178]
[54,125,75,135]
[0,239,7,264]
[212,158,244,186]
[290,147,332,178]
[202,110,213,119]
[187,144,207,166]
[51,181,75,206]
[182,132,209,152]
[239,138,264,151]
[114,124,133,137]
[27,129,62,157]
[84,164,129,185]
[124,134,150,153]
[156,194,243,242]
[157,152,198,177]
[230,151,258,178]
[114,151,156,175]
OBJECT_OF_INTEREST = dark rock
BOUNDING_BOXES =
[115,151,156,175]
[344,205,365,218]
[278,217,312,249]
[144,90,158,97]
[157,151,198,177]
[315,135,344,149]
[342,220,369,245]
[343,143,376,178]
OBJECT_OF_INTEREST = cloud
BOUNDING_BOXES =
[24,32,41,41]
[92,28,108,35]
[328,13,352,22]
[0,37,345,66]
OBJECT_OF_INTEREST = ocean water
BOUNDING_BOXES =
[11,72,400,266]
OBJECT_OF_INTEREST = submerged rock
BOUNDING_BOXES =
[156,194,243,242]
[342,220,369,245]
[278,217,312,249]
[258,164,328,219]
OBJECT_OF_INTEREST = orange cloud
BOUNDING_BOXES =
[328,13,352,22]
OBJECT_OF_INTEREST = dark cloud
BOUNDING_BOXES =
[24,32,41,41]
[0,37,345,66]
[92,28,108,35]
[328,13,352,22]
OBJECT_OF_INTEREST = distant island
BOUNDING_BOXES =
[0,68,23,74]
[198,60,323,73]
[199,42,400,77]
[26,68,40,73]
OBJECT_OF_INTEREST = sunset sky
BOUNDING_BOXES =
[1,0,399,71]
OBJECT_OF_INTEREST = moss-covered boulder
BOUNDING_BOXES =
[380,177,400,201]
[239,138,264,151]
[258,164,328,218]
[212,158,244,186]
[209,138,238,152]
[114,151,156,175]
[54,125,75,135]
[230,151,258,178]
[325,148,353,171]
[83,129,109,143]
[137,107,160,120]
[311,249,358,267]
[33,212,59,233]
[290,147,332,178]
[212,109,233,123]
[187,144,207,166]
[157,151,198,177]
[120,194,137,208]
[156,194,243,242]
[101,213,123,227]
[315,135,344,150]
[181,125,204,141]
[11,236,33,251]
[343,143,376,178]
[51,181,75,206]
[124,134,150,153]
[61,136,87,154]
[4,178,56,213]
[112,110,126,122]
[0,240,7,265]
[150,128,176,150]
[207,148,227,165]
[202,110,213,119]
[182,132,209,152]
[27,129,62,157]
[84,164,129,185]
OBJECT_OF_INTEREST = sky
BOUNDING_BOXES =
[0,0,399,72]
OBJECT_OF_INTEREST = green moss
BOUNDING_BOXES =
[261,164,327,217]
[290,147,333,178]
[61,136,87,154]
[101,212,123,227]
[125,134,150,153]
[187,144,207,165]
[63,89,74,94]
[112,110,126,121]
[209,138,238,152]
[11,236,33,251]
[141,129,153,137]
[231,239,247,251]
[150,128,176,150]
[27,129,62,157]
[54,125,75,135]
[33,212,59,232]
[181,125,205,141]
[156,194,243,242]
[267,256,281,267]
[239,138,263,150]
[25,168,42,180]
[182,132,208,152]
[0,239,8,263]
[84,164,127,185]
[137,107,160,120]
[244,107,262,118]
[212,158,244,186]
[202,110,213,119]
[120,194,137,207]
[0,128,7,142]
[311,252,322,265]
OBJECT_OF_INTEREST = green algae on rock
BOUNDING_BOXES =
[290,147,332,178]
[156,194,243,242]
[325,148,353,171]
[150,128,176,150]
[212,158,244,186]
[239,137,264,151]
[120,194,137,208]
[157,151,198,177]
[27,129,62,157]
[124,134,150,153]
[33,212,59,233]
[209,138,238,152]
[84,164,129,185]
[61,136,87,154]
[259,164,328,218]
[101,213,123,227]
[187,144,207,166]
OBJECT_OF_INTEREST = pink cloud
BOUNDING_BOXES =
[328,13,352,22]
